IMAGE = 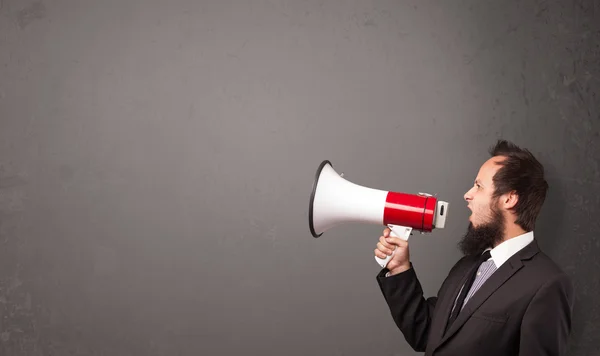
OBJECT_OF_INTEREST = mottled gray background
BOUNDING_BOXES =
[0,0,598,355]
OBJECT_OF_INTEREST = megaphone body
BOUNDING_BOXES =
[309,160,449,268]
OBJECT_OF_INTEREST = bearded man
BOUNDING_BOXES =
[375,139,574,356]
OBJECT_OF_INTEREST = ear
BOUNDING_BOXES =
[501,191,519,209]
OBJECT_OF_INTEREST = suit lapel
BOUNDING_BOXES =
[437,258,523,346]
[433,240,540,350]
[427,257,478,349]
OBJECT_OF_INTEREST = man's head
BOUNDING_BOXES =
[458,140,549,255]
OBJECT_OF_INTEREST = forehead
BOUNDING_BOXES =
[476,156,504,184]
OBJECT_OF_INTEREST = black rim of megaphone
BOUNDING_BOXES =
[309,160,332,238]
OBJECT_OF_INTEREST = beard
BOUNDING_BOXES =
[458,200,505,256]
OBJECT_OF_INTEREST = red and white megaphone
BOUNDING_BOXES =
[308,160,449,268]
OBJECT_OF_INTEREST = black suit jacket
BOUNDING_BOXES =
[376,240,574,356]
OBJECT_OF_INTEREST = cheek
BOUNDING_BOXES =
[471,203,489,218]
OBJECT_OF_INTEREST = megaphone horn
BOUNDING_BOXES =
[308,160,449,268]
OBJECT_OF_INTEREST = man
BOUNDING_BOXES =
[375,140,574,356]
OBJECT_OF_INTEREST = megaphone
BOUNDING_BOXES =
[308,160,449,268]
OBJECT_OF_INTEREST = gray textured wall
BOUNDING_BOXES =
[1,0,598,355]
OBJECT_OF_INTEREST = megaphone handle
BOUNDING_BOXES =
[375,225,412,268]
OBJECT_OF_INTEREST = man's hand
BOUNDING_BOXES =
[374,227,411,275]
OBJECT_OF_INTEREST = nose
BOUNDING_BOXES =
[464,188,473,202]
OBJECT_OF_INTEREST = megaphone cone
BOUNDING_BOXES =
[308,160,449,268]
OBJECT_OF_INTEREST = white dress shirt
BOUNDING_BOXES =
[485,231,534,268]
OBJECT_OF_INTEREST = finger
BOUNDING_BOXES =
[374,249,388,259]
[383,227,391,237]
[386,236,408,247]
[382,235,403,247]
[377,242,394,255]
[379,236,394,249]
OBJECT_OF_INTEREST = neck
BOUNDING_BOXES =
[497,224,527,246]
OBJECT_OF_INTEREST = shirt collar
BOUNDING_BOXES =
[484,231,535,269]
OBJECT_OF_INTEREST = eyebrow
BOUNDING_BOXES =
[475,179,485,187]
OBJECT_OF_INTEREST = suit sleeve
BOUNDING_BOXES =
[519,272,575,356]
[376,263,438,352]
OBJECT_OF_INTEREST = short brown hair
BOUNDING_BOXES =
[488,140,549,231]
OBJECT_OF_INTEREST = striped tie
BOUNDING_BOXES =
[462,256,497,308]
[447,250,497,327]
